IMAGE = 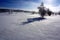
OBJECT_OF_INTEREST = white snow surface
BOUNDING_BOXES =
[0,12,60,40]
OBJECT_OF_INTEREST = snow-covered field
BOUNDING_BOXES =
[0,12,60,40]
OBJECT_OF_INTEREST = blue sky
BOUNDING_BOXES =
[0,0,60,12]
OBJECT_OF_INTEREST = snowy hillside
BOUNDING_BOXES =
[0,12,60,40]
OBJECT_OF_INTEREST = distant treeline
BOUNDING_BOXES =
[0,9,9,12]
[0,9,35,13]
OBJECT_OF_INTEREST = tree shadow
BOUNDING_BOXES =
[22,17,46,25]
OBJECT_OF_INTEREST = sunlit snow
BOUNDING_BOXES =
[0,12,60,40]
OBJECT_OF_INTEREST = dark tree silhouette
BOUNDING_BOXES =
[38,2,46,18]
[47,9,52,16]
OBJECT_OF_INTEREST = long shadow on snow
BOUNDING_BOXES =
[22,17,46,25]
